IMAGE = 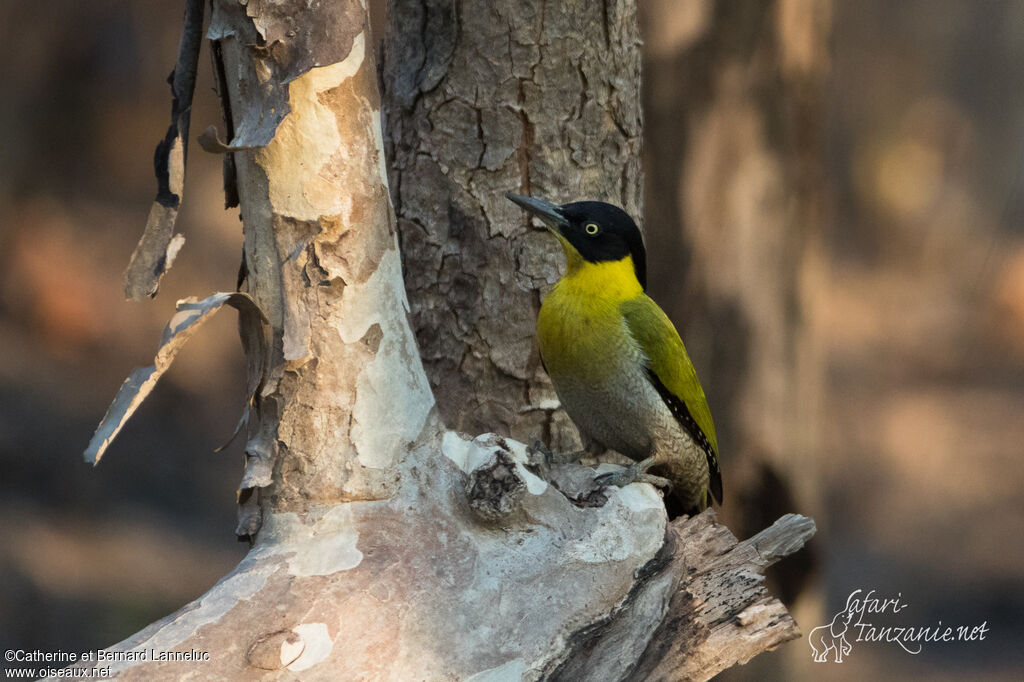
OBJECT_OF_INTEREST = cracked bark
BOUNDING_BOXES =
[382,0,643,450]
[74,0,816,679]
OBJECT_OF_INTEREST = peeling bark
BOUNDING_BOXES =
[625,512,816,680]
[85,292,268,465]
[122,0,204,301]
[382,0,643,450]
[208,0,437,517]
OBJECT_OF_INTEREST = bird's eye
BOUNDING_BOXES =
[584,223,600,235]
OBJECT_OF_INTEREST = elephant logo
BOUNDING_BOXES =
[808,595,857,663]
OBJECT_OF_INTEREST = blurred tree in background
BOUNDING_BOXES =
[642,0,829,601]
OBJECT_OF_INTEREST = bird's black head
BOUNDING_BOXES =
[506,193,647,289]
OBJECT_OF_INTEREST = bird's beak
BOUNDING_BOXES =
[505,193,567,232]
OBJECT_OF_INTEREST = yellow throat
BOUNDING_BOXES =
[549,233,644,305]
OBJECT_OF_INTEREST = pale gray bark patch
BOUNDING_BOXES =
[122,0,204,301]
[84,292,270,466]
[546,537,677,681]
[61,433,812,681]
[383,0,643,449]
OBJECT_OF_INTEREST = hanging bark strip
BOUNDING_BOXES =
[122,0,205,301]
[84,292,270,466]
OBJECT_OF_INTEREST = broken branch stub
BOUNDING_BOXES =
[626,513,818,681]
[122,0,205,301]
[84,292,270,466]
[450,436,817,680]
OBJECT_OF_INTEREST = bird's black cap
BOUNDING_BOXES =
[506,193,647,289]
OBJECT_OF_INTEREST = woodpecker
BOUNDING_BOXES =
[508,192,722,517]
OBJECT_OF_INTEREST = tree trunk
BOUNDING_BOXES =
[75,1,815,679]
[382,0,643,450]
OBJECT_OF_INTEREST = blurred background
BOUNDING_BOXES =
[1,1,1022,680]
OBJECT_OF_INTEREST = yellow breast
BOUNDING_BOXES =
[537,256,644,381]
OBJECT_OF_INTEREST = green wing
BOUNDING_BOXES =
[621,296,722,504]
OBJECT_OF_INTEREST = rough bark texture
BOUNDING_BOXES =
[73,0,817,679]
[625,512,814,681]
[382,0,643,450]
[641,0,830,600]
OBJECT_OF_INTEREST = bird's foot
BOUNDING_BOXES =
[594,460,672,492]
